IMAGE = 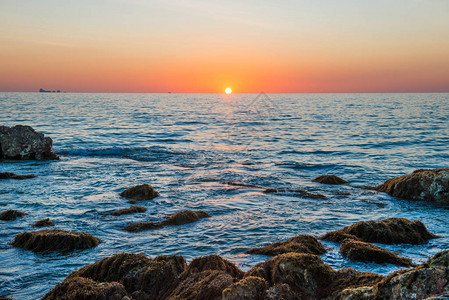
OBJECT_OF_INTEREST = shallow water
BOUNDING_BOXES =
[1,92,448,299]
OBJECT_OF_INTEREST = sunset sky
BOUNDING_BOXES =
[1,0,448,93]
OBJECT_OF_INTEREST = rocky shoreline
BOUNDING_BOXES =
[1,126,449,299]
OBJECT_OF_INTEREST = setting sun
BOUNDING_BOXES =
[225,88,232,94]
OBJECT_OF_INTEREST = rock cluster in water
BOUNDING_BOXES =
[0,125,59,160]
[11,229,100,252]
[374,168,449,204]
[120,184,159,201]
[124,209,210,232]
[0,172,35,180]
[0,209,26,221]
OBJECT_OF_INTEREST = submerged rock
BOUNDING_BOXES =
[312,174,349,184]
[162,210,210,226]
[43,276,129,300]
[374,168,449,204]
[340,239,413,267]
[11,229,100,252]
[119,184,159,201]
[109,205,147,216]
[32,218,55,227]
[342,250,449,299]
[123,222,162,232]
[246,235,327,256]
[0,172,35,180]
[320,217,438,245]
[263,188,327,199]
[0,125,59,160]
[0,209,26,221]
[220,181,264,189]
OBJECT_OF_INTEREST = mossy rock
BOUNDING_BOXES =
[312,174,349,184]
[0,209,26,221]
[124,222,162,232]
[162,210,210,226]
[32,218,55,227]
[119,184,159,201]
[320,218,438,245]
[109,205,147,216]
[222,276,268,300]
[246,235,327,256]
[11,229,100,252]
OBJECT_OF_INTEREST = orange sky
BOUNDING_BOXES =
[1,0,449,93]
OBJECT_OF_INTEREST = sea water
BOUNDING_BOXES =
[1,92,448,299]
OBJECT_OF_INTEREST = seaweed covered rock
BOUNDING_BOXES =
[312,174,349,184]
[32,218,55,227]
[0,125,59,160]
[374,168,449,204]
[43,277,129,300]
[342,250,449,299]
[328,268,383,299]
[0,209,26,221]
[109,205,147,216]
[119,184,159,201]
[246,253,335,299]
[162,210,210,226]
[246,235,327,256]
[264,284,298,300]
[222,276,269,300]
[124,222,162,232]
[340,239,413,266]
[319,231,360,243]
[183,255,244,279]
[11,229,100,252]
[0,172,35,180]
[320,218,438,245]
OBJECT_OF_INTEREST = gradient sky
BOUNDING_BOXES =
[1,0,448,93]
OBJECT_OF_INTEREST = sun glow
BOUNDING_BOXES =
[225,88,232,94]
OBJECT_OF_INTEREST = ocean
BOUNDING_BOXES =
[1,92,449,299]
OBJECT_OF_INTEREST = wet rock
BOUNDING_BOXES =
[341,250,449,299]
[0,172,35,179]
[32,218,55,227]
[264,283,298,300]
[220,181,264,189]
[42,276,129,300]
[319,231,361,243]
[328,268,383,299]
[374,168,449,204]
[11,229,100,252]
[0,125,59,160]
[119,184,159,201]
[109,205,147,216]
[312,174,349,184]
[246,253,335,299]
[246,235,327,256]
[263,188,327,199]
[340,239,413,266]
[222,276,268,300]
[320,218,438,245]
[183,255,244,279]
[0,209,26,221]
[123,222,162,232]
[67,253,186,299]
[162,210,210,226]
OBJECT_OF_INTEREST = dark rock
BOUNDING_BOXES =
[162,210,210,226]
[246,253,335,299]
[32,218,55,227]
[42,276,129,300]
[119,184,159,201]
[0,172,35,179]
[327,268,383,299]
[312,174,349,184]
[220,181,264,189]
[0,125,59,160]
[11,229,100,252]
[183,255,244,279]
[169,270,235,299]
[222,276,268,300]
[340,239,413,266]
[342,250,449,299]
[123,222,162,232]
[319,231,361,243]
[0,209,26,221]
[320,218,438,245]
[264,283,298,300]
[374,168,449,204]
[109,205,147,216]
[246,235,327,256]
[263,188,327,199]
